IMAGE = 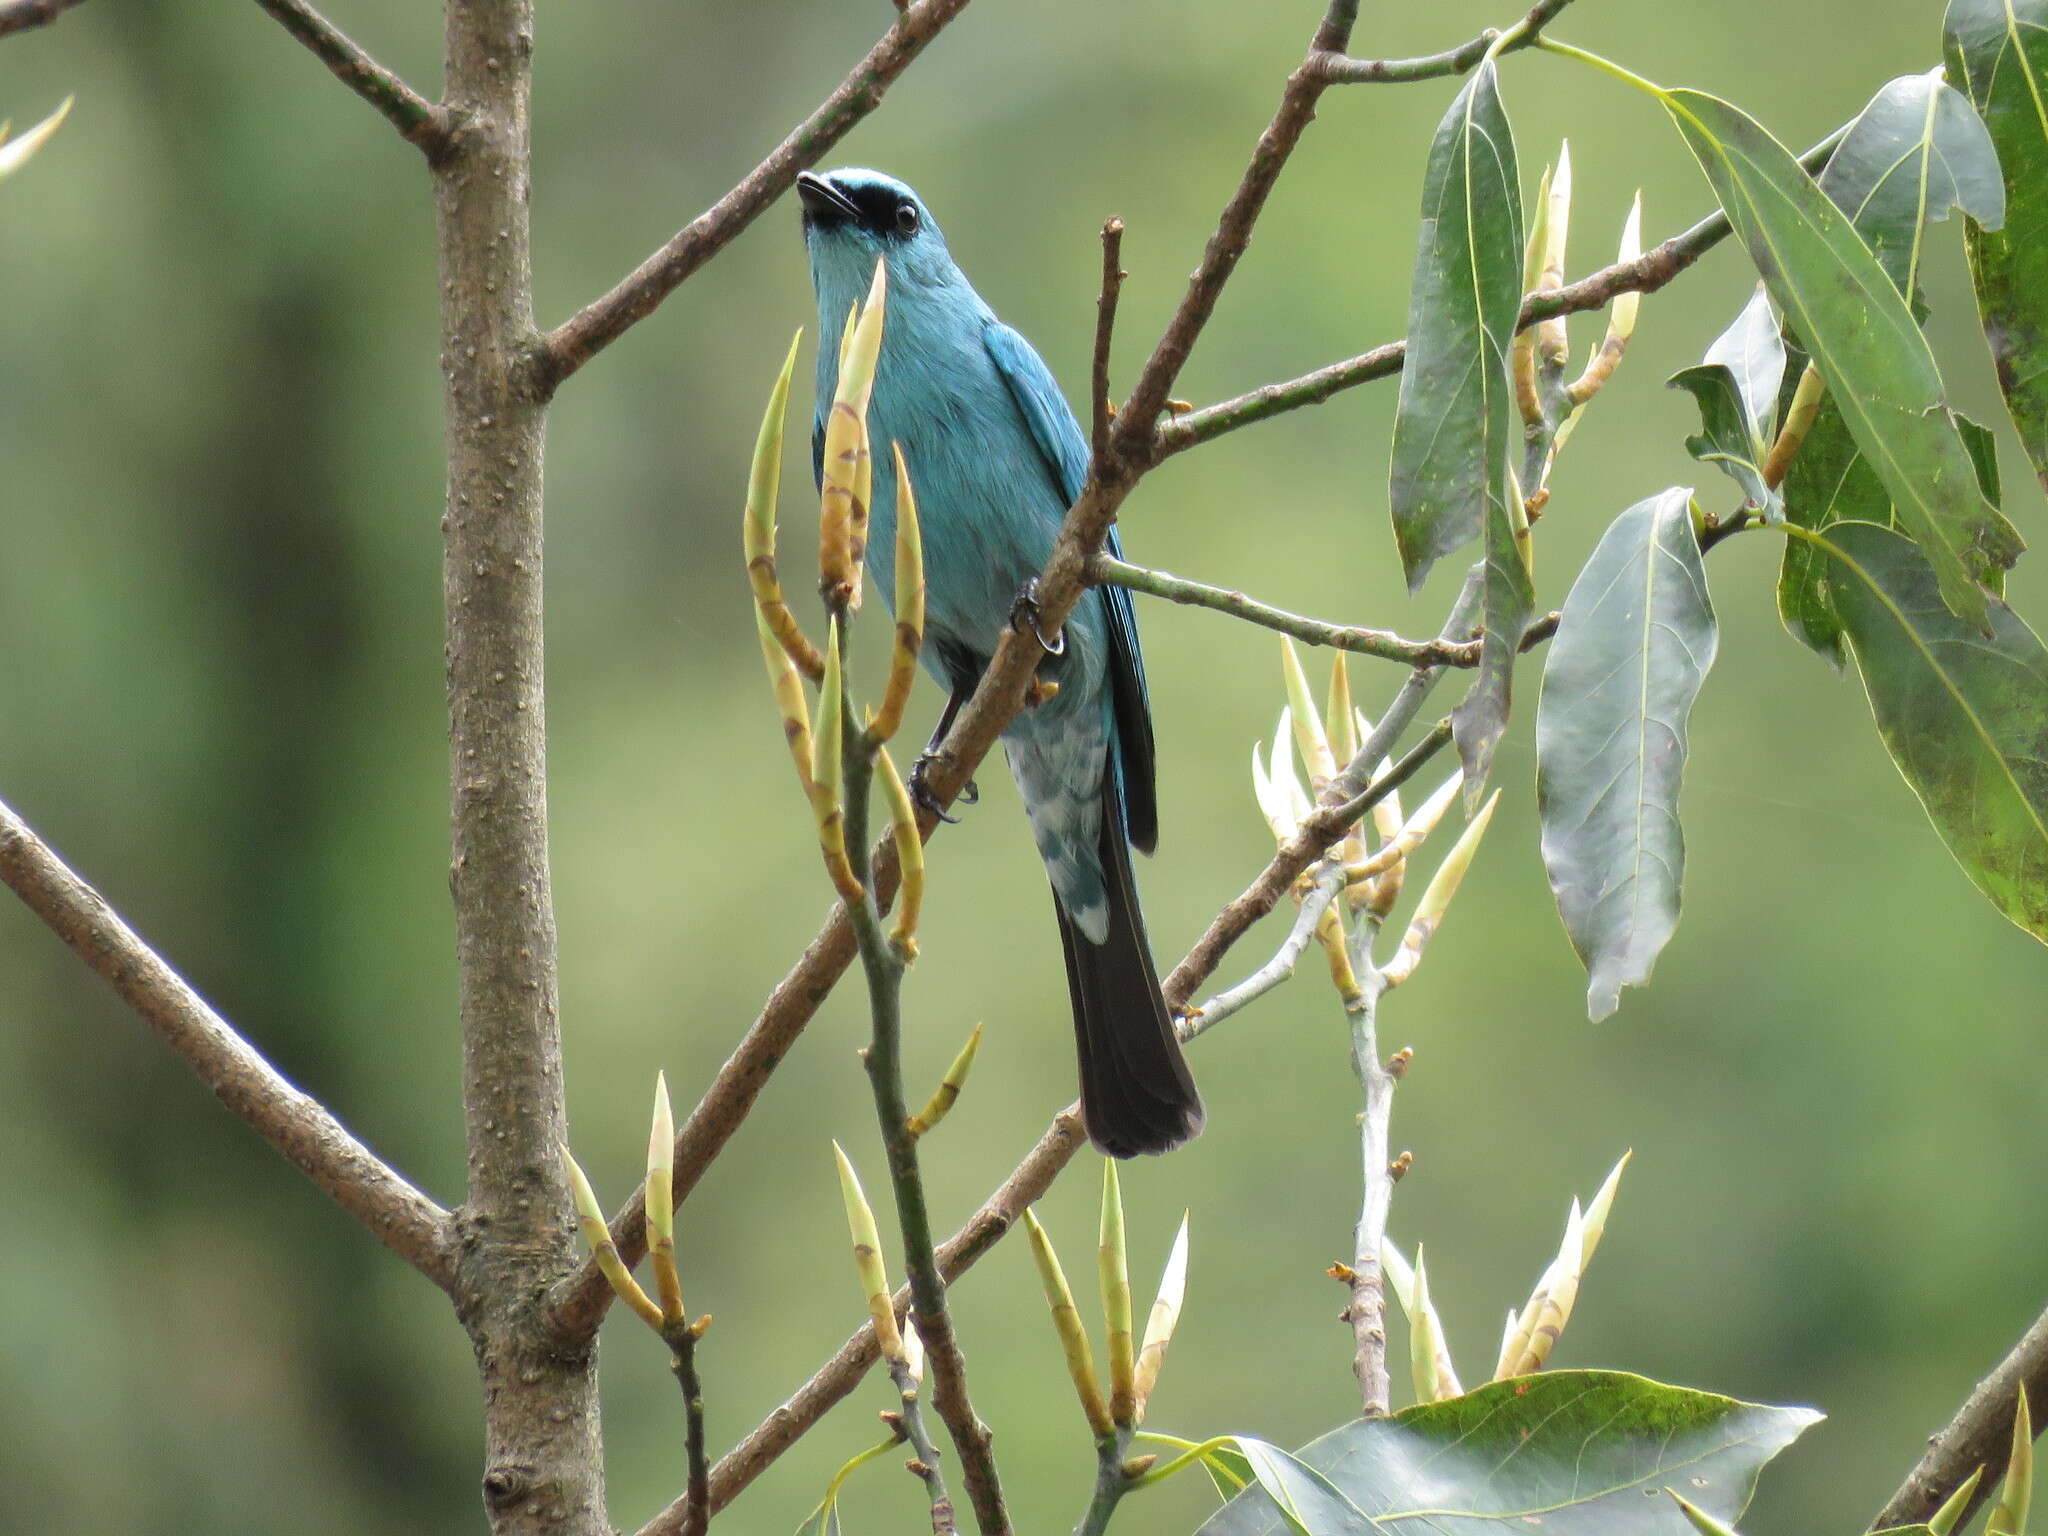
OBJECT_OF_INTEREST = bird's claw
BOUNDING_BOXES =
[909,754,974,823]
[1010,579,1065,655]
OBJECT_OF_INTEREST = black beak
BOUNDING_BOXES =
[796,171,861,228]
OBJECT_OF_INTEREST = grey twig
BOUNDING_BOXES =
[1314,0,1576,84]
[1184,861,1347,1041]
[536,0,974,389]
[0,0,87,37]
[1338,895,1396,1416]
[1091,553,1486,667]
[1872,1301,2048,1532]
[252,0,448,155]
[0,795,457,1291]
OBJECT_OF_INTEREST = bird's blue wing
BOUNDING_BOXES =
[983,321,1158,854]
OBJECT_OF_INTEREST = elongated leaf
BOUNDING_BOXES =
[1197,1371,1820,1535]
[1821,70,2004,295]
[1946,0,2048,489]
[1450,482,1536,804]
[1669,284,1784,515]
[1662,88,2022,631]
[1820,521,2048,941]
[1774,72,2001,660]
[795,1497,843,1536]
[1390,61,1524,589]
[1537,489,1717,1021]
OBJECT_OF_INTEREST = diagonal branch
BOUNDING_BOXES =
[1091,552,1491,666]
[535,0,974,390]
[1151,123,1849,460]
[253,0,449,156]
[0,0,87,37]
[0,794,458,1292]
[1871,1299,2048,1532]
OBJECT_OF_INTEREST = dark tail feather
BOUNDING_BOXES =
[1055,769,1204,1157]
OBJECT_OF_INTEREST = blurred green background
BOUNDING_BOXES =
[3,1,2044,1532]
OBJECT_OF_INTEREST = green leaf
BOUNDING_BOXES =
[1221,1436,1369,1536]
[1819,69,2004,296]
[1818,521,2048,943]
[1202,1442,1256,1502]
[1669,284,1785,516]
[1195,1371,1820,1535]
[1946,0,2048,490]
[1390,60,1524,590]
[1450,477,1536,805]
[795,1496,843,1536]
[1662,87,2022,632]
[1537,489,1718,1022]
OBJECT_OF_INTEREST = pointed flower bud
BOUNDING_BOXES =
[871,442,925,743]
[646,1073,683,1325]
[1990,1391,2033,1536]
[1100,1160,1137,1426]
[745,331,824,681]
[1931,1468,1986,1536]
[756,603,816,795]
[1133,1213,1189,1413]
[1579,1149,1632,1268]
[810,627,864,905]
[1410,1246,1445,1404]
[1280,638,1335,790]
[832,1142,905,1365]
[0,96,71,181]
[907,1022,981,1137]
[874,744,924,958]
[561,1145,663,1330]
[1383,789,1500,988]
[819,261,888,613]
[1023,1207,1112,1438]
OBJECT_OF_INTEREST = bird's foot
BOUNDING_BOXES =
[909,754,976,823]
[1010,578,1066,655]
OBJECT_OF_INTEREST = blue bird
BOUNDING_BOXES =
[797,167,1203,1157]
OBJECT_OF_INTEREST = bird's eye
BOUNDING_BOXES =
[894,201,920,235]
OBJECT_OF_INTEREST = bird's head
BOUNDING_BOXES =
[796,168,960,304]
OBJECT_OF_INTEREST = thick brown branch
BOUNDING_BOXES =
[1872,1300,2048,1532]
[253,0,449,156]
[0,794,457,1291]
[536,0,973,389]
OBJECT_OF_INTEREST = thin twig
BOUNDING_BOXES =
[252,0,448,155]
[1092,218,1125,463]
[0,0,85,36]
[1092,553,1484,667]
[660,1325,712,1536]
[536,0,974,389]
[1313,0,1575,84]
[1871,1300,2048,1532]
[1342,954,1394,1415]
[0,795,458,1292]
[889,1351,959,1535]
[1151,124,1850,461]
[1184,861,1346,1041]
[842,716,1008,1536]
